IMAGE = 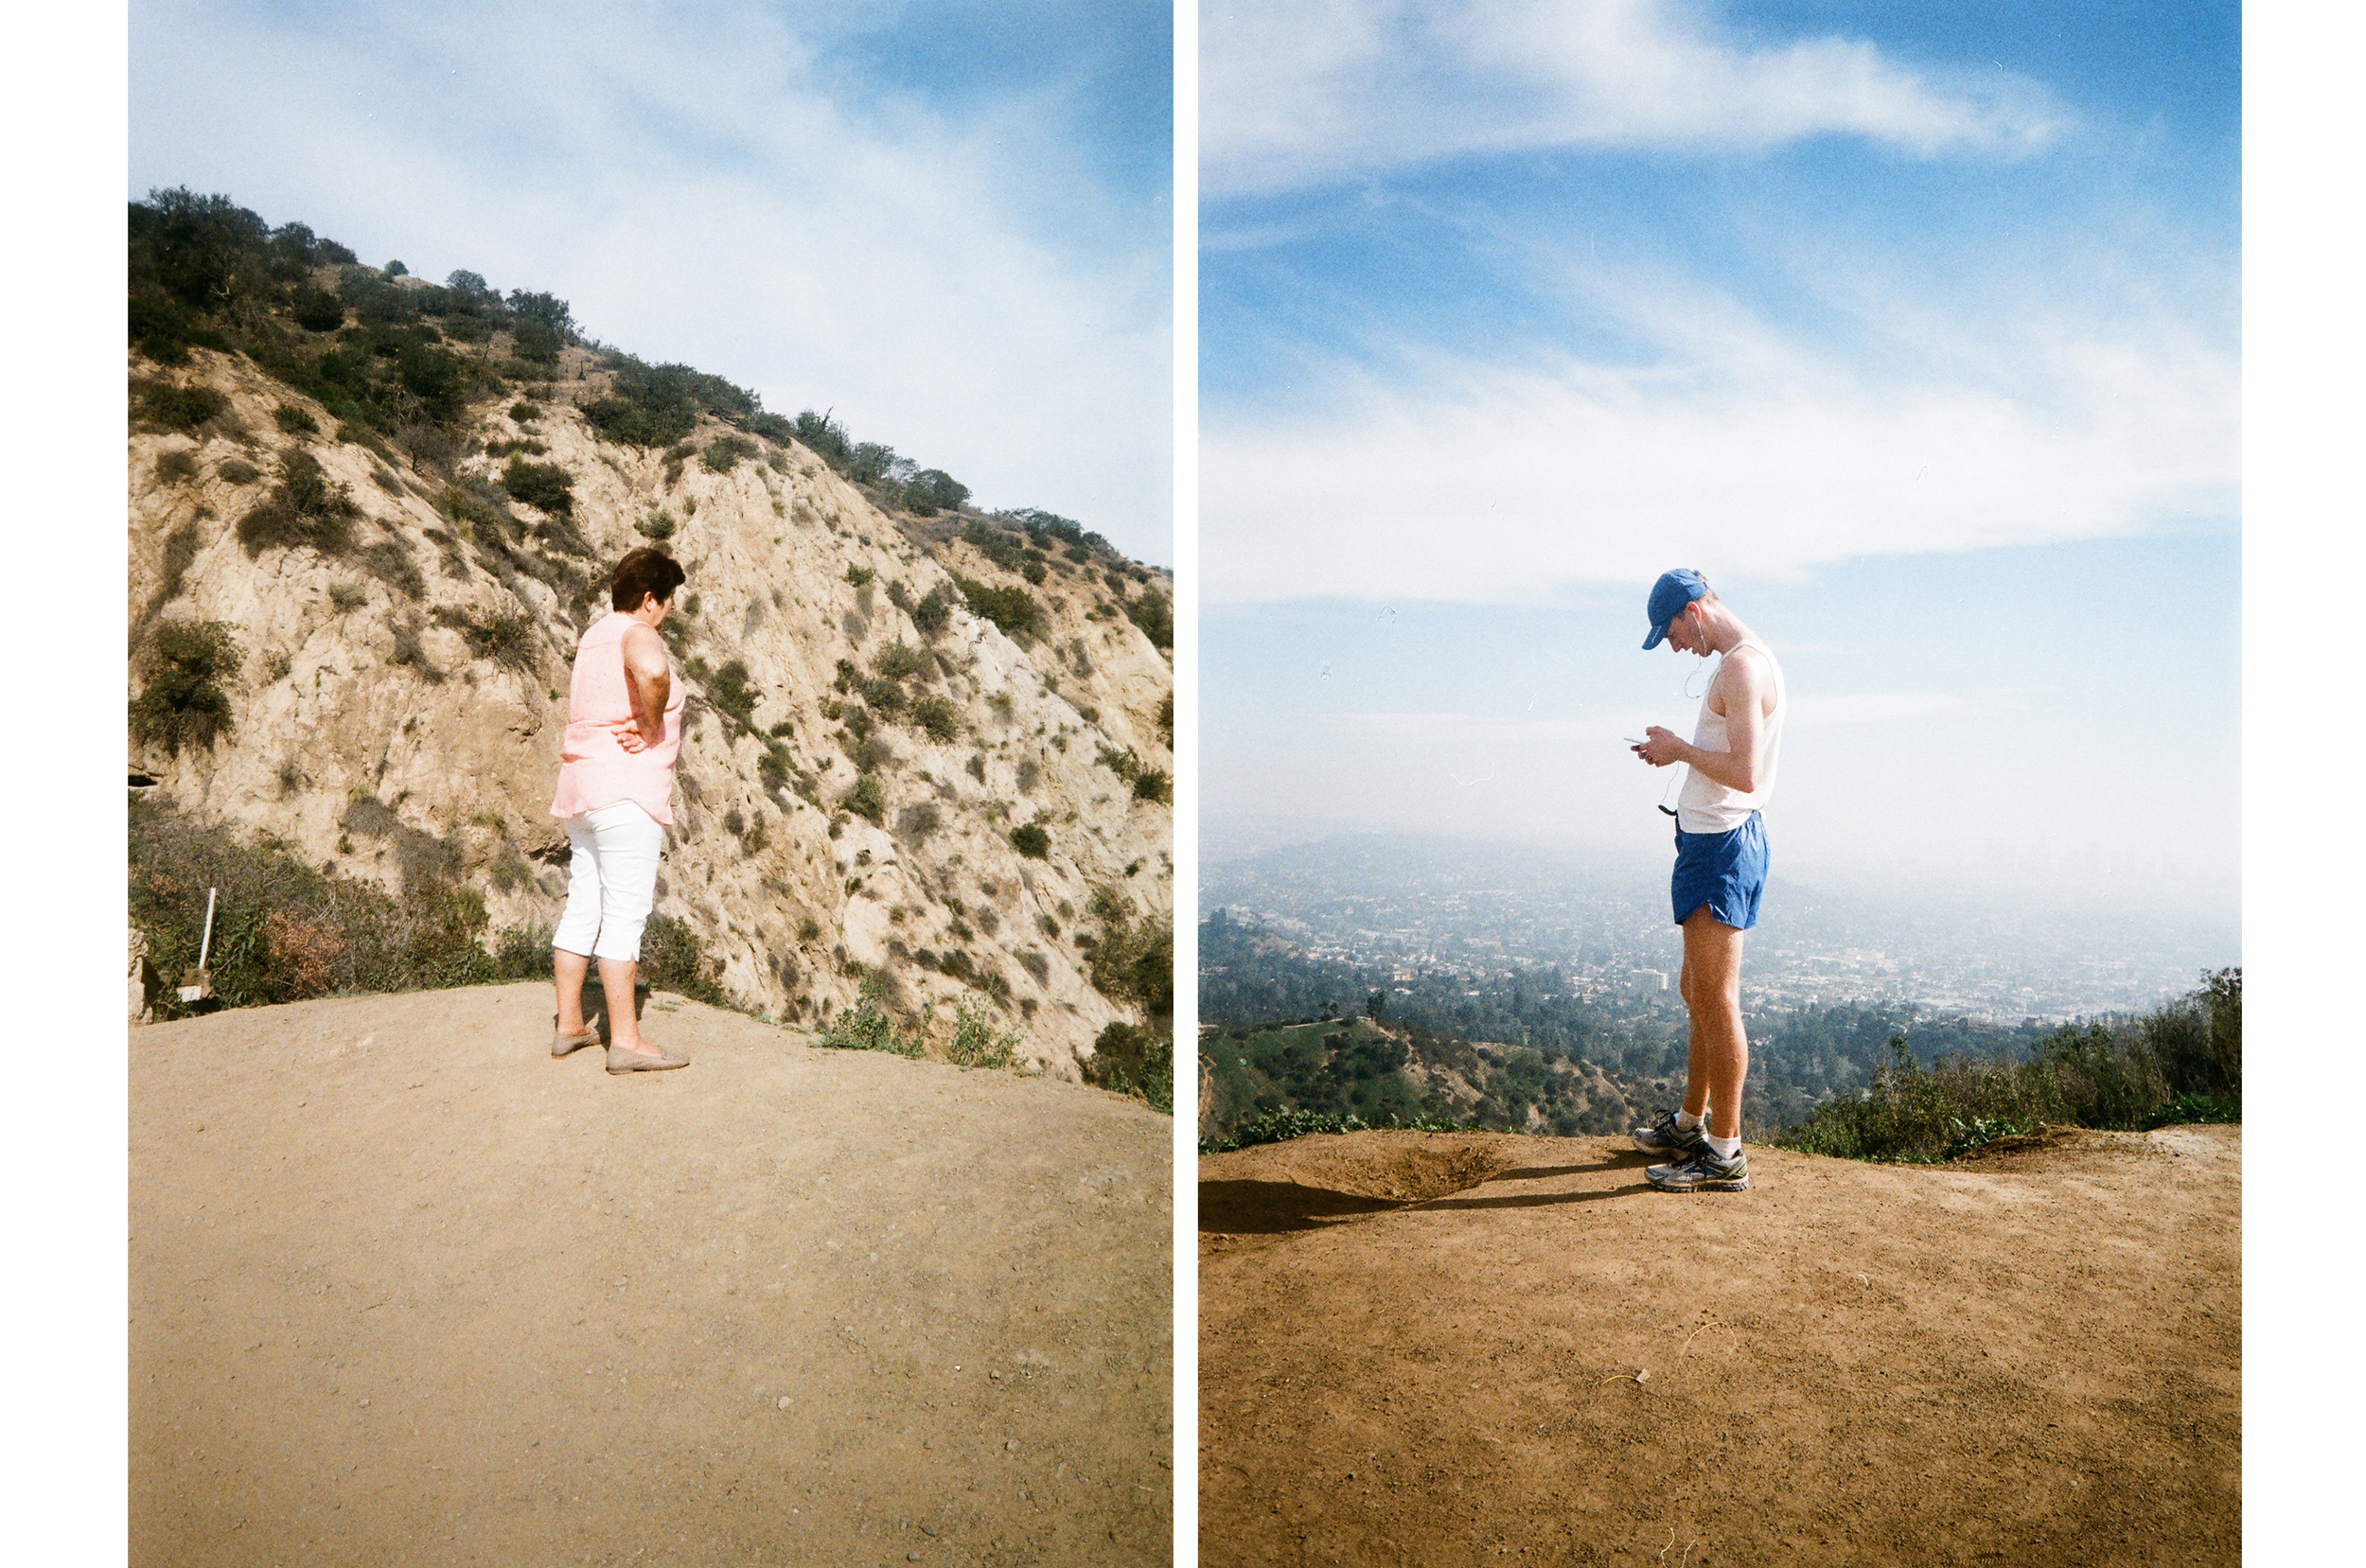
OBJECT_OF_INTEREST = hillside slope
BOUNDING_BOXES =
[132,983,1173,1566]
[128,245,1171,1077]
[1198,1127,2238,1566]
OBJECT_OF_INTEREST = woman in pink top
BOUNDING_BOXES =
[549,547,692,1073]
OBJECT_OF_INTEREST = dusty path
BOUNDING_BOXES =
[1199,1127,2237,1567]
[131,983,1173,1568]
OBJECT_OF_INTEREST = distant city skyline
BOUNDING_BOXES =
[1202,829,2232,1024]
[1200,1,2239,924]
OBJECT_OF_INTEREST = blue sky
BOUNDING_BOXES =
[130,0,1174,563]
[1199,0,2240,929]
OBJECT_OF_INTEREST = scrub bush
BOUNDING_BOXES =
[1083,1021,1172,1114]
[500,458,574,515]
[130,621,240,755]
[235,449,360,557]
[140,380,229,432]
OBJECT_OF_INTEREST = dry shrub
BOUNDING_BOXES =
[130,797,501,1013]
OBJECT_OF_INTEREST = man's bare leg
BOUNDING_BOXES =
[1678,948,1711,1122]
[1678,907,1749,1141]
[555,947,592,1033]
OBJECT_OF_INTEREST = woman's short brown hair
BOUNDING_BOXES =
[611,547,686,612]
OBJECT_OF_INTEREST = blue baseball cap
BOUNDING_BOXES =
[1641,568,1708,649]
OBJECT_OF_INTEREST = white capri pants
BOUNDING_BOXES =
[551,801,665,962]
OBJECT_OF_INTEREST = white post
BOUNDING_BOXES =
[198,887,218,974]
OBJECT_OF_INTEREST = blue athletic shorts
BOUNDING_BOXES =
[1671,811,1768,929]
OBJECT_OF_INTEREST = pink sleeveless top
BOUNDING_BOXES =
[549,611,684,825]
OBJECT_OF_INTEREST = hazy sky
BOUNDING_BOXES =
[1200,1,2239,926]
[130,0,1174,564]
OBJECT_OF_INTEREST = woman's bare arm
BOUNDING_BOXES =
[618,622,672,750]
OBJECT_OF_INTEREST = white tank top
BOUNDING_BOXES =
[1676,637,1785,834]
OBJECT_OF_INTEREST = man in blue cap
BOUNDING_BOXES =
[1628,569,1786,1192]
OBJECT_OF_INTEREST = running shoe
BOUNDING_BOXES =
[1646,1144,1750,1192]
[1631,1108,1707,1158]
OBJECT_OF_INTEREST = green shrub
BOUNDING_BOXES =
[154,449,200,484]
[951,573,1041,638]
[794,408,850,461]
[1125,587,1173,649]
[2143,1092,2241,1129]
[819,975,925,1057]
[500,458,574,515]
[1132,768,1172,804]
[709,659,760,731]
[948,997,1019,1069]
[903,468,970,517]
[846,774,887,823]
[1011,822,1050,860]
[582,357,755,448]
[1088,915,1172,1016]
[140,380,229,432]
[757,741,793,794]
[638,911,728,1006]
[911,694,960,743]
[911,583,954,636]
[634,511,677,541]
[1199,1107,1473,1155]
[131,621,240,755]
[294,289,345,331]
[492,924,555,978]
[510,400,541,422]
[236,449,360,557]
[846,565,875,589]
[273,403,320,436]
[872,640,928,680]
[433,607,539,673]
[1083,1021,1173,1114]
[1777,973,2242,1162]
[701,434,758,472]
[129,796,504,1014]
[510,320,561,364]
[1097,745,1142,784]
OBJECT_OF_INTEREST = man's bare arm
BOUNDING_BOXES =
[1638,650,1767,791]
[620,623,671,749]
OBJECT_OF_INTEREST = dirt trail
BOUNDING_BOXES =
[131,983,1173,1567]
[1199,1128,2237,1567]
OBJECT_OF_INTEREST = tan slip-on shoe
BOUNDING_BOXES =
[606,1042,690,1074]
[552,1028,603,1058]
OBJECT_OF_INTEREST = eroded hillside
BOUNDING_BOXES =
[128,219,1172,1080]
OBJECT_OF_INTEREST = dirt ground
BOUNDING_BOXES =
[1199,1126,2238,1567]
[130,983,1174,1568]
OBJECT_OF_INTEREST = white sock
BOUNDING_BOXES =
[1704,1133,1741,1160]
[1674,1108,1705,1132]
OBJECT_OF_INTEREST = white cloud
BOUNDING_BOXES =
[1200,273,2235,605]
[131,1,1171,561]
[1203,0,2068,198]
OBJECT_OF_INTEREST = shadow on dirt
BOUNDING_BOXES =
[1414,1181,1655,1210]
[1200,1179,1406,1234]
[1481,1155,1644,1183]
